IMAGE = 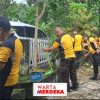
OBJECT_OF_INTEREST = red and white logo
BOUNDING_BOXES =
[33,83,67,96]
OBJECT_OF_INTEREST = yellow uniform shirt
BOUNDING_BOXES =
[74,34,83,52]
[0,34,23,86]
[52,34,75,59]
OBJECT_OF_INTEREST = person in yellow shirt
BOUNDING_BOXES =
[0,16,23,99]
[89,34,100,47]
[73,30,83,69]
[43,27,78,91]
[83,34,100,80]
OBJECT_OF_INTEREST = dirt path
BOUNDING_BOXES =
[48,65,100,99]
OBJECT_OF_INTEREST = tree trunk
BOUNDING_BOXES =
[33,3,39,70]
[33,0,46,71]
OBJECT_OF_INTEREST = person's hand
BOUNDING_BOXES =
[43,47,52,52]
[96,49,100,54]
[84,53,89,58]
[42,48,48,52]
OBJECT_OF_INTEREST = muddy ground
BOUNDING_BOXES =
[48,64,100,99]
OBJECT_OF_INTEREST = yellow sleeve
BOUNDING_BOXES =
[88,46,95,54]
[87,41,95,54]
[52,41,60,49]
[0,47,11,62]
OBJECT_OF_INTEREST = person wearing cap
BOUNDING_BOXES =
[43,27,78,91]
[83,34,100,80]
[0,16,23,99]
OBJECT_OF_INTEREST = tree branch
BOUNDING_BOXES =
[38,0,46,20]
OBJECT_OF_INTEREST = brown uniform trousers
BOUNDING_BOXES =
[57,58,78,90]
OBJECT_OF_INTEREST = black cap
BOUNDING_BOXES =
[0,16,11,33]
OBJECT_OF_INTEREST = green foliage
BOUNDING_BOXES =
[7,3,27,21]
[24,5,35,24]
[0,0,11,16]
[1,0,100,34]
[67,2,98,33]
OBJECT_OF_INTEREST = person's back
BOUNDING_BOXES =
[61,34,75,58]
[74,34,83,52]
[73,34,83,69]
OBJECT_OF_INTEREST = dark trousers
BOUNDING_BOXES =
[92,54,99,77]
[75,51,83,69]
[0,85,15,100]
[58,58,78,88]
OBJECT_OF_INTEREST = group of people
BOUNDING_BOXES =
[43,26,100,92]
